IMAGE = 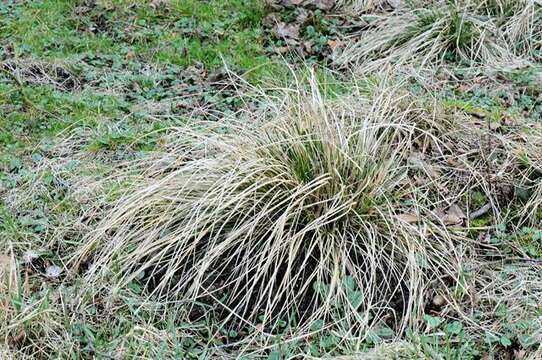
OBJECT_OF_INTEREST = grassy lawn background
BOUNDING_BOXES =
[1,0,542,358]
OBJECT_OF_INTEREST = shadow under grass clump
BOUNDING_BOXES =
[1,60,82,92]
[140,239,412,334]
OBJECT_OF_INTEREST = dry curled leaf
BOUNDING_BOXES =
[438,204,466,225]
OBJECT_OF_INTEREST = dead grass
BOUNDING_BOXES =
[2,64,540,357]
[449,260,542,358]
[1,1,541,355]
[71,70,511,350]
[59,66,542,356]
[335,0,541,71]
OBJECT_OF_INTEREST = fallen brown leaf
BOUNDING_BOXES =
[327,39,343,51]
[446,157,464,169]
[274,22,300,40]
[448,204,466,220]
[443,214,462,226]
[436,208,464,225]
[432,294,445,307]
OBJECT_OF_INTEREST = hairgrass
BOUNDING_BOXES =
[2,66,542,357]
[502,0,542,60]
[335,0,541,71]
[74,71,470,344]
[481,0,542,59]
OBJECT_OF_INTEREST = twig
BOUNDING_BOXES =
[469,202,492,220]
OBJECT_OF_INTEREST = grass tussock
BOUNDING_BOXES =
[2,0,541,357]
[76,72,472,339]
[336,0,542,70]
[498,0,542,58]
[2,66,541,356]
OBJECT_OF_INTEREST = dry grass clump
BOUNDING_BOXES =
[68,69,542,356]
[497,0,542,59]
[1,296,66,358]
[335,0,541,70]
[75,73,471,340]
